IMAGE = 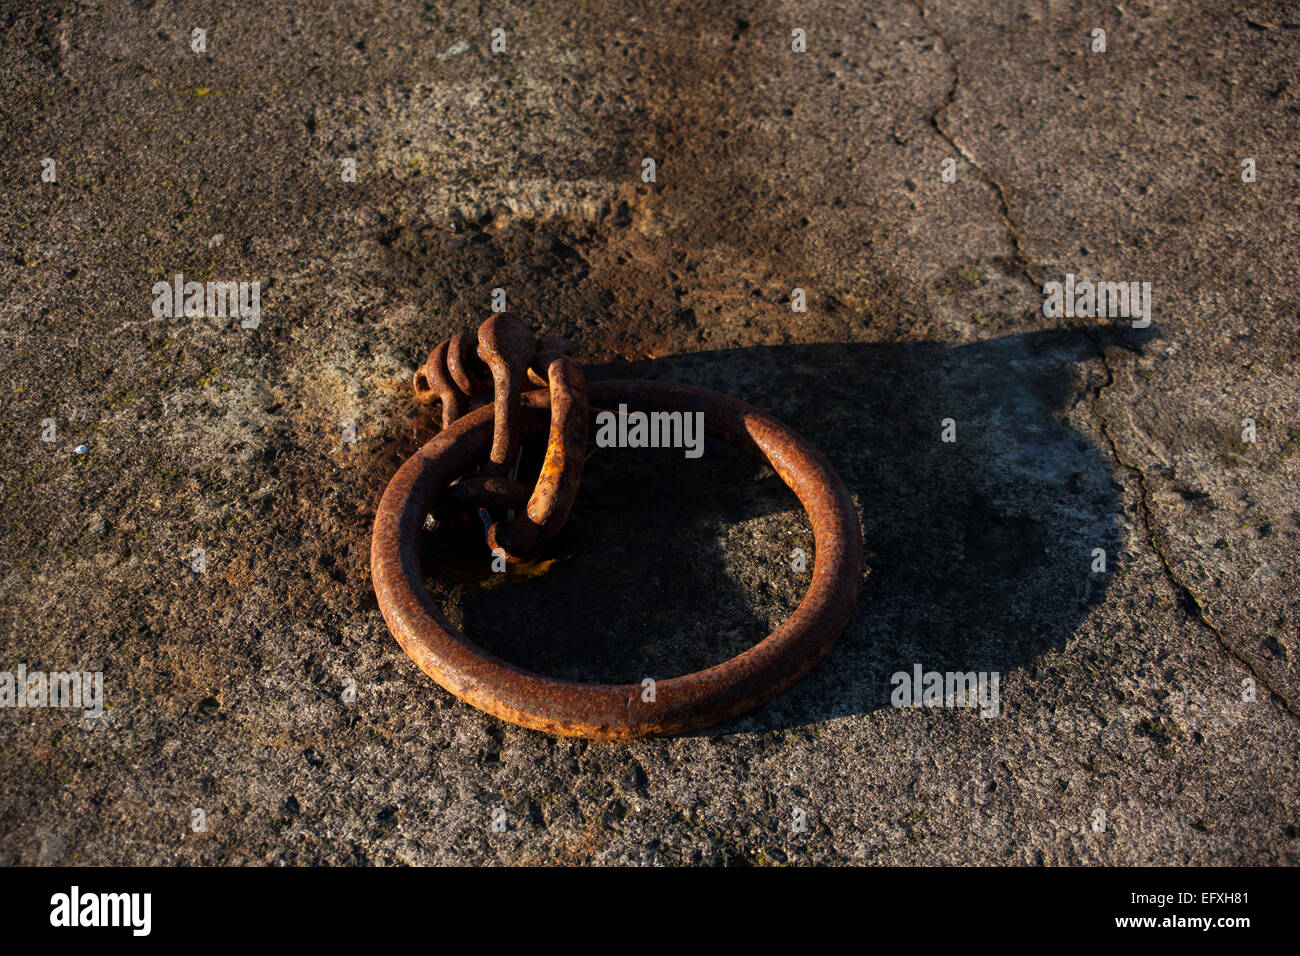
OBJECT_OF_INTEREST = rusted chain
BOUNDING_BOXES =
[413,340,471,430]
[487,355,588,560]
[446,332,491,395]
[411,314,586,555]
[475,313,536,479]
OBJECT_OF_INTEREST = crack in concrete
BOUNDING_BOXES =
[911,2,1044,287]
[909,1,1300,720]
[1085,358,1300,720]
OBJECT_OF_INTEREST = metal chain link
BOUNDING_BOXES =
[412,313,588,562]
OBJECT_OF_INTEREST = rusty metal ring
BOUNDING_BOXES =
[371,380,863,739]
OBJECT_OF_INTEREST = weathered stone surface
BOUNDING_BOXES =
[0,0,1295,864]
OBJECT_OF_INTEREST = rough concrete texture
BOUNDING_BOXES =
[1,1,1297,865]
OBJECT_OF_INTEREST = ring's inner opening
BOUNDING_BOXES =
[420,437,811,684]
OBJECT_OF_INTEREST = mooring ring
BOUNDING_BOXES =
[371,380,863,739]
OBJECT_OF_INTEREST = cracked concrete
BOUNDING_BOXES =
[918,0,1297,722]
[921,0,1300,717]
[1,0,1297,864]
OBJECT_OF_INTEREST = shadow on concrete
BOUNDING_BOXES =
[425,329,1125,734]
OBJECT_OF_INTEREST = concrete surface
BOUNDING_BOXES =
[0,0,1297,864]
